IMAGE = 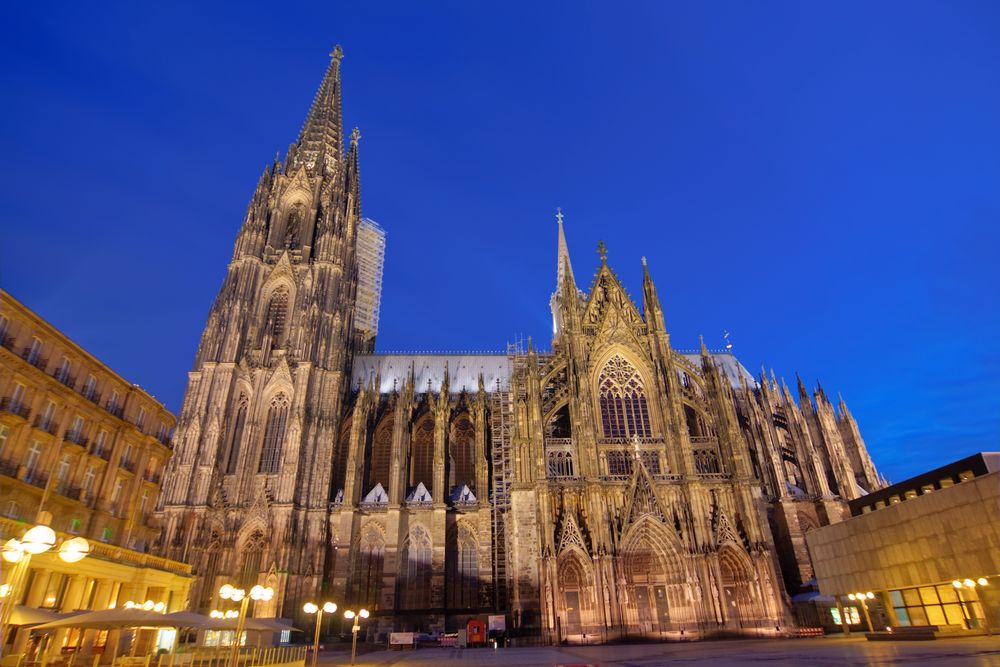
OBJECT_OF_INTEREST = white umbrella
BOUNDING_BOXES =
[32,608,176,630]
[0,603,82,626]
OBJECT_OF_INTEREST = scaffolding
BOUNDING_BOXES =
[490,339,524,612]
[354,217,386,342]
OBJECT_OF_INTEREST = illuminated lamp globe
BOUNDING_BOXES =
[964,579,975,588]
[866,592,875,599]
[344,611,355,620]
[978,578,988,586]
[953,580,963,588]
[58,536,91,563]
[322,602,337,614]
[21,524,57,555]
[847,594,856,600]
[2,539,24,563]
[219,584,236,599]
[303,603,318,614]
[359,609,369,619]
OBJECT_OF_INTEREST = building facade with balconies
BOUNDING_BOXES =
[0,290,176,552]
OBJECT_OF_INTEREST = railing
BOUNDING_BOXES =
[121,458,137,473]
[544,437,573,448]
[24,469,48,489]
[359,501,388,512]
[689,436,719,446]
[700,472,730,481]
[22,347,47,370]
[56,483,83,501]
[0,459,19,478]
[598,436,664,445]
[0,335,15,352]
[56,371,76,389]
[0,397,30,419]
[66,430,88,447]
[653,473,684,482]
[33,414,59,434]
[143,469,161,484]
[107,404,124,418]
[94,445,112,461]
[598,474,632,482]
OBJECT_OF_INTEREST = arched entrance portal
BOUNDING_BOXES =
[718,547,756,627]
[619,518,689,635]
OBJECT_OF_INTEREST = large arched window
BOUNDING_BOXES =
[354,524,384,608]
[450,415,476,491]
[239,530,267,587]
[410,416,434,490]
[447,523,479,609]
[284,204,303,249]
[198,538,223,610]
[368,417,393,491]
[225,398,248,474]
[258,394,289,474]
[264,288,289,345]
[398,525,432,609]
[332,416,352,495]
[598,354,652,438]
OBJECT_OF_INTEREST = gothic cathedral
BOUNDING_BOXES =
[157,48,885,641]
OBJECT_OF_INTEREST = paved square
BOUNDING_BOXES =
[319,636,1000,666]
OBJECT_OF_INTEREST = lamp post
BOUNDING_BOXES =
[342,609,369,666]
[847,592,875,633]
[1,522,90,646]
[219,583,274,667]
[303,601,336,667]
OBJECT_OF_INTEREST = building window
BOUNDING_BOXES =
[3,500,19,519]
[101,527,113,542]
[69,415,85,443]
[694,448,721,474]
[606,450,633,477]
[10,382,26,412]
[447,523,479,609]
[410,417,434,489]
[890,585,980,628]
[398,525,432,609]
[369,419,393,492]
[82,466,96,500]
[640,450,661,474]
[27,337,42,365]
[0,424,9,458]
[111,478,124,515]
[547,450,575,478]
[450,415,476,490]
[26,441,44,477]
[0,314,8,342]
[108,391,120,413]
[136,407,146,430]
[225,399,248,474]
[597,354,652,438]
[354,524,385,608]
[94,430,108,457]
[40,400,56,430]
[56,357,71,383]
[239,531,267,587]
[264,288,290,345]
[56,454,71,492]
[121,444,134,470]
[830,606,861,625]
[83,374,97,400]
[258,395,289,474]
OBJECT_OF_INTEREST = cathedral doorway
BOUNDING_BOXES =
[620,519,685,635]
[718,548,755,627]
[557,552,595,637]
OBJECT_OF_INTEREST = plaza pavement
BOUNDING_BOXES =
[318,635,1000,666]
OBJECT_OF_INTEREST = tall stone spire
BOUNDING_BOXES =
[293,45,345,174]
[550,208,582,337]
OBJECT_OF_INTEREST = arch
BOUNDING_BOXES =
[283,203,305,250]
[544,402,572,439]
[398,523,432,610]
[263,287,290,345]
[258,394,289,474]
[619,516,687,632]
[557,549,597,634]
[197,537,224,610]
[238,529,268,587]
[717,544,757,625]
[593,352,654,438]
[449,413,476,491]
[224,396,249,474]
[332,414,353,495]
[410,414,434,490]
[368,413,393,491]
[447,521,479,609]
[353,522,385,608]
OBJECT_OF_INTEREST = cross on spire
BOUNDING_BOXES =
[556,207,564,225]
[330,44,344,61]
[597,240,607,263]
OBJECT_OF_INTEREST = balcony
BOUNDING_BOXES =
[82,387,100,404]
[0,335,15,352]
[598,436,664,445]
[107,404,123,419]
[93,446,112,461]
[21,348,47,371]
[142,469,161,484]
[24,470,49,489]
[66,431,88,447]
[0,459,19,478]
[55,482,83,501]
[33,415,59,435]
[120,458,137,473]
[54,370,76,389]
[0,397,30,420]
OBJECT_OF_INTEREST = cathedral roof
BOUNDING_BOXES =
[352,354,511,394]
[353,350,754,394]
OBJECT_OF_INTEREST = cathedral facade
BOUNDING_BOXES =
[157,49,884,641]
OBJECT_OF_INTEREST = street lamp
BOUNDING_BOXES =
[219,583,274,667]
[342,609,369,666]
[0,521,90,643]
[303,601,336,667]
[847,592,875,632]
[952,576,991,633]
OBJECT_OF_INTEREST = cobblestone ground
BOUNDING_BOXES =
[318,636,1000,666]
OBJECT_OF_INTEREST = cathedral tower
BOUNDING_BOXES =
[157,47,367,618]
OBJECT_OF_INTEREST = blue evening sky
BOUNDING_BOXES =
[1,2,998,482]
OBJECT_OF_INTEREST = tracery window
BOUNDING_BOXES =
[239,530,267,587]
[199,540,223,609]
[354,525,384,608]
[225,398,248,474]
[606,450,633,477]
[284,205,303,249]
[694,448,721,474]
[368,418,393,491]
[547,451,575,478]
[398,525,432,609]
[598,355,652,438]
[258,395,289,474]
[450,415,476,490]
[640,451,662,474]
[264,288,289,344]
[447,523,479,609]
[410,417,434,490]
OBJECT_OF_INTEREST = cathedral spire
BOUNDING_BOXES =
[555,208,577,291]
[295,46,345,174]
[641,256,667,332]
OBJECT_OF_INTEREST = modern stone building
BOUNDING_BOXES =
[157,48,886,641]
[806,452,999,634]
[0,290,192,653]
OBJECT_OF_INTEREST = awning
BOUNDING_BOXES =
[0,604,82,627]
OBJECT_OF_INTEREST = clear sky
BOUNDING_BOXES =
[2,2,998,482]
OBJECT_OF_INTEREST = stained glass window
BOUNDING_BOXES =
[598,355,652,438]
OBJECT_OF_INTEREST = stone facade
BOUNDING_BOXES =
[156,49,886,640]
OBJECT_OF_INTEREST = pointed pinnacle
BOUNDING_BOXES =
[331,44,344,61]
